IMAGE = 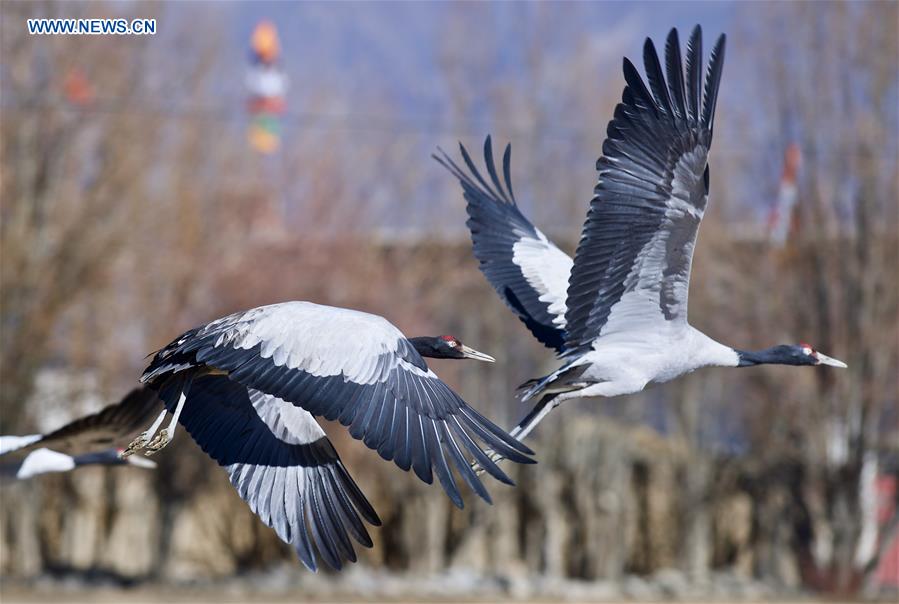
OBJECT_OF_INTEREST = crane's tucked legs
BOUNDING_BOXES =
[472,394,561,476]
[121,409,167,457]
[122,376,193,457]
[145,378,192,455]
[509,394,561,440]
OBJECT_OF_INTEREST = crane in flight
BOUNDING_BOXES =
[436,26,846,467]
[124,300,534,570]
[1,387,159,479]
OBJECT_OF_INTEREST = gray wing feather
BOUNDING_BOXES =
[435,137,571,352]
[564,27,726,354]
[173,374,380,572]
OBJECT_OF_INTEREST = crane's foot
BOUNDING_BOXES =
[122,409,168,458]
[471,449,506,477]
[122,432,152,458]
[143,429,170,456]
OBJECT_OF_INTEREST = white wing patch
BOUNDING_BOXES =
[594,146,708,341]
[248,388,326,446]
[204,302,428,384]
[512,231,573,328]
[16,448,75,479]
[595,289,669,343]
[216,384,376,571]
[0,434,42,456]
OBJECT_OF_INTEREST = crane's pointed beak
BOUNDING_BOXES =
[460,344,495,363]
[816,352,847,368]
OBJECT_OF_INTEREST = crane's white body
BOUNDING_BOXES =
[547,326,740,403]
[507,327,739,445]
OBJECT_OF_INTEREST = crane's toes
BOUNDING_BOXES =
[122,432,151,457]
[143,429,170,456]
[470,449,506,477]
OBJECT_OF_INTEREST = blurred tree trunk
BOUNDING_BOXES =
[673,377,712,582]
[735,1,898,594]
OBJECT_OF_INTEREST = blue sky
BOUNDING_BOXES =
[204,2,754,231]
[229,1,735,116]
[132,1,739,129]
[26,0,873,233]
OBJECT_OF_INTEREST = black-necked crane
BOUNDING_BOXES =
[1,387,160,479]
[123,300,533,570]
[435,26,846,465]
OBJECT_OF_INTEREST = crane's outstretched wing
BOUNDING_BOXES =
[434,137,571,353]
[0,387,162,457]
[564,27,726,355]
[143,302,534,509]
[167,374,379,572]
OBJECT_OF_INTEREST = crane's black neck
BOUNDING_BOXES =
[735,345,813,367]
[73,450,124,466]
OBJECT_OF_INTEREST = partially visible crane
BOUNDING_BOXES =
[1,387,159,479]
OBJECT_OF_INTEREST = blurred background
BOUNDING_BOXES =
[1,1,897,602]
